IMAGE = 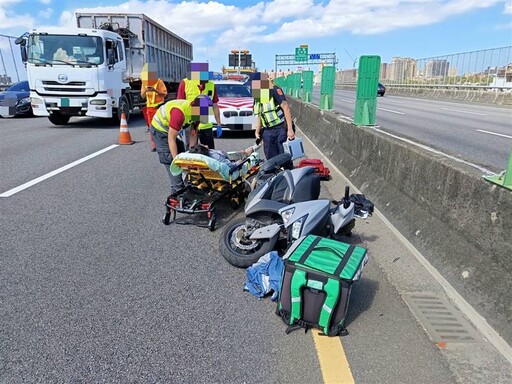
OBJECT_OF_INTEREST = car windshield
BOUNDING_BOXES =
[7,81,29,92]
[215,84,251,98]
[27,34,104,65]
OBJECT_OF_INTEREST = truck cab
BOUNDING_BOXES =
[18,29,137,124]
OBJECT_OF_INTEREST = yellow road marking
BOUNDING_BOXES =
[312,329,355,384]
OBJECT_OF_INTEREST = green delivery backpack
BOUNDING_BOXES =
[276,235,369,336]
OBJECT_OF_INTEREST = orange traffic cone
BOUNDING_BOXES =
[118,113,134,145]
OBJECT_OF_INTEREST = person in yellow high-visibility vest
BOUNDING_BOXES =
[177,62,222,150]
[252,73,294,160]
[149,95,211,193]
[141,68,168,152]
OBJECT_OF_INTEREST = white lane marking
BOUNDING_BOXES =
[300,129,512,365]
[1,144,119,197]
[441,107,486,116]
[377,107,405,115]
[477,129,512,139]
[339,98,353,103]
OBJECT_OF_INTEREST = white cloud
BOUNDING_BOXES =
[38,8,53,18]
[261,0,319,23]
[504,1,512,13]
[0,0,506,66]
[39,0,52,4]
[259,0,504,41]
[0,0,35,31]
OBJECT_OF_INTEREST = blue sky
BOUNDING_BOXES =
[0,0,511,80]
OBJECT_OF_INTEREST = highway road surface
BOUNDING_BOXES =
[1,115,511,383]
[312,88,512,173]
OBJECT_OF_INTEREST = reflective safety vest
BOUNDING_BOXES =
[254,96,285,128]
[151,99,191,133]
[184,79,215,130]
[146,79,166,108]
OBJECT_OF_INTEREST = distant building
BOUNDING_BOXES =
[380,63,389,80]
[0,75,13,85]
[425,59,450,78]
[387,57,416,82]
[336,69,357,83]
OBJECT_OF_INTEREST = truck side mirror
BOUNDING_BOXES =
[15,35,28,63]
[20,47,28,63]
[15,36,26,46]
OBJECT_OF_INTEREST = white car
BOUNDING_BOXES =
[210,80,256,130]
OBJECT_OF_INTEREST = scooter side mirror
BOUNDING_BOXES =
[342,186,351,209]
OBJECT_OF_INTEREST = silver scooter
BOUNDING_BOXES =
[219,166,370,268]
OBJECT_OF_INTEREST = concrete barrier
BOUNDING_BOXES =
[288,97,512,345]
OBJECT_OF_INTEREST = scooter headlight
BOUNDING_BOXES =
[291,216,308,240]
[281,207,295,226]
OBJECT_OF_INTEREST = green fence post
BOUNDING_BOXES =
[484,149,512,190]
[320,66,335,110]
[353,55,381,126]
[281,76,288,95]
[302,70,314,102]
[289,74,296,97]
[293,73,301,98]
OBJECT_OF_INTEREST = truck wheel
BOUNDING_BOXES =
[116,95,130,123]
[48,113,70,125]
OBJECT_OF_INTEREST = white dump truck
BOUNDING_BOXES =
[16,13,192,125]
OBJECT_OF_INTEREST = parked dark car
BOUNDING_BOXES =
[378,82,386,96]
[0,81,32,117]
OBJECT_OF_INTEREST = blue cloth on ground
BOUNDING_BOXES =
[244,251,284,301]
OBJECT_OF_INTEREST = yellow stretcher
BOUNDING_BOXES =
[162,152,262,230]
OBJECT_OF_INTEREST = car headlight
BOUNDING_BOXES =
[18,97,31,106]
[281,207,295,226]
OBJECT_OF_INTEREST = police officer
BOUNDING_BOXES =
[253,76,295,160]
[150,97,203,193]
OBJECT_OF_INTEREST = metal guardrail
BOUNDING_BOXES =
[336,47,512,91]
[0,33,24,86]
[336,82,512,91]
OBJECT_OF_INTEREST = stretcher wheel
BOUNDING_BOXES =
[208,215,216,231]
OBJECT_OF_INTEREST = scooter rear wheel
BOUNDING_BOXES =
[219,217,274,268]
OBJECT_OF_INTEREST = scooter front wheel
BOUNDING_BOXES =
[219,218,275,268]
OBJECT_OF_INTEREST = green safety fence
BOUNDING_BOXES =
[320,66,335,110]
[354,55,381,125]
[484,149,512,190]
[302,70,314,103]
[292,73,302,98]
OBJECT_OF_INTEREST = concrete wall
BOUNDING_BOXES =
[288,97,512,345]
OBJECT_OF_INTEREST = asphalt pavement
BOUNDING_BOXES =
[312,88,512,173]
[1,114,510,383]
